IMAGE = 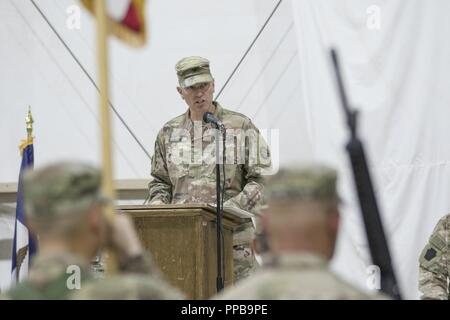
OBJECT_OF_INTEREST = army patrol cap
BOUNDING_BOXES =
[175,56,214,88]
[23,162,109,219]
[265,165,339,203]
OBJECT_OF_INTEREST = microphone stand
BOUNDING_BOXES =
[214,125,225,292]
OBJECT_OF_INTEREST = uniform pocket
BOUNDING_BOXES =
[168,162,189,180]
[167,138,191,182]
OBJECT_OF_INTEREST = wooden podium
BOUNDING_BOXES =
[118,204,251,299]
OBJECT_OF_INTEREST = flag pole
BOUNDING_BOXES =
[95,0,117,272]
[12,107,36,286]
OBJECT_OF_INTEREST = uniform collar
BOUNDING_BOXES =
[261,252,329,270]
[28,252,91,284]
[182,101,223,131]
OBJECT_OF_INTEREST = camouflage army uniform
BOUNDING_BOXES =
[3,251,182,300]
[419,214,449,300]
[148,102,271,282]
[70,273,184,300]
[2,253,91,300]
[216,253,383,300]
[70,252,184,299]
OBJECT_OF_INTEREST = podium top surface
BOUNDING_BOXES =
[117,203,254,225]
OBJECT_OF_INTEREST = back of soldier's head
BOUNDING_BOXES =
[265,164,339,212]
[262,164,340,256]
[23,161,107,237]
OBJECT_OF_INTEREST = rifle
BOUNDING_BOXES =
[330,49,402,299]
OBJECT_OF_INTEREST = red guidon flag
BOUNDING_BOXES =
[81,0,147,47]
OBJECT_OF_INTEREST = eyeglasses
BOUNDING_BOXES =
[184,82,211,93]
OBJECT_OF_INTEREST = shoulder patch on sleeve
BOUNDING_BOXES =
[424,248,437,261]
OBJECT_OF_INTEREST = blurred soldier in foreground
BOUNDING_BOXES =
[3,162,182,300]
[147,56,272,281]
[215,165,385,299]
[418,214,449,300]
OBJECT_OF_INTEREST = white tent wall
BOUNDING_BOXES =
[292,0,450,299]
[252,1,314,166]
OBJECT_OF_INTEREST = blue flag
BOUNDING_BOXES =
[11,141,38,285]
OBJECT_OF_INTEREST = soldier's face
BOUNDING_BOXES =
[177,81,215,115]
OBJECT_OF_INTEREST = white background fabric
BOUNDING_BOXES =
[292,0,450,299]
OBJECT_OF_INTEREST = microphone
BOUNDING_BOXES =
[203,112,225,130]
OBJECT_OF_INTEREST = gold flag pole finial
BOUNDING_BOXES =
[25,106,34,142]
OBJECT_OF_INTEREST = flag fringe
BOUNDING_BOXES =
[19,138,33,156]
[81,0,147,47]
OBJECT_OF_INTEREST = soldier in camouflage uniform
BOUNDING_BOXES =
[215,165,386,299]
[418,214,449,300]
[147,56,272,282]
[2,162,183,300]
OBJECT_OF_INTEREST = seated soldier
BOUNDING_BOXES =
[2,162,183,300]
[215,165,387,299]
